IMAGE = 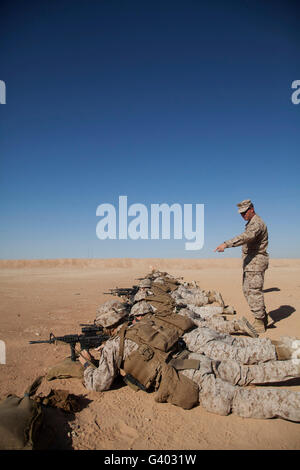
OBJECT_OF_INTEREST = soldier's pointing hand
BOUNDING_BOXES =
[214,243,226,253]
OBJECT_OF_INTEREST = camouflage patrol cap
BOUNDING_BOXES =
[130,301,152,317]
[152,271,163,278]
[139,278,151,288]
[95,299,128,327]
[236,199,253,213]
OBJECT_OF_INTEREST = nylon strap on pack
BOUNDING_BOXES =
[117,322,128,368]
[168,358,200,371]
[153,314,187,334]
[144,295,168,304]
[24,375,44,397]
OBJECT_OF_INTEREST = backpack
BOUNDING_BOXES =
[0,376,45,450]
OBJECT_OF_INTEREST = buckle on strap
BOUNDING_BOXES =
[138,344,154,361]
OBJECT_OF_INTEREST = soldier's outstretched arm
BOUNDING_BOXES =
[215,223,262,252]
[224,223,262,248]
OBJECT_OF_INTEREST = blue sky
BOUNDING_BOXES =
[0,0,299,259]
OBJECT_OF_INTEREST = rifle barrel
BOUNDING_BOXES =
[29,339,52,344]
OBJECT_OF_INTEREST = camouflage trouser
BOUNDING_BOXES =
[243,270,266,320]
[185,314,237,335]
[178,307,237,335]
[183,327,276,364]
[181,353,300,422]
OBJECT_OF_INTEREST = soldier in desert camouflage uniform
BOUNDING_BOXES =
[133,278,153,302]
[79,302,300,422]
[215,199,269,333]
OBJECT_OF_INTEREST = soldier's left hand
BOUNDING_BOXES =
[79,349,92,365]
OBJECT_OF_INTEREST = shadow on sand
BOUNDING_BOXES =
[268,305,296,327]
[36,394,93,450]
[263,287,281,293]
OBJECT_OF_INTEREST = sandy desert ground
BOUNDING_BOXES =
[0,258,299,450]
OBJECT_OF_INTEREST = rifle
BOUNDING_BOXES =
[103,286,139,298]
[29,324,109,361]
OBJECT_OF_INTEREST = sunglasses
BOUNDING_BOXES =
[240,208,249,216]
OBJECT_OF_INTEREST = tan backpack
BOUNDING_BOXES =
[120,317,199,410]
[0,376,45,450]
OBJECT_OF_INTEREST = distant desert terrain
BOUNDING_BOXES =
[0,258,299,450]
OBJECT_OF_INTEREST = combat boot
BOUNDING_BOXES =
[251,316,268,334]
[235,317,259,338]
[211,291,225,308]
[223,305,236,315]
[272,337,300,361]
